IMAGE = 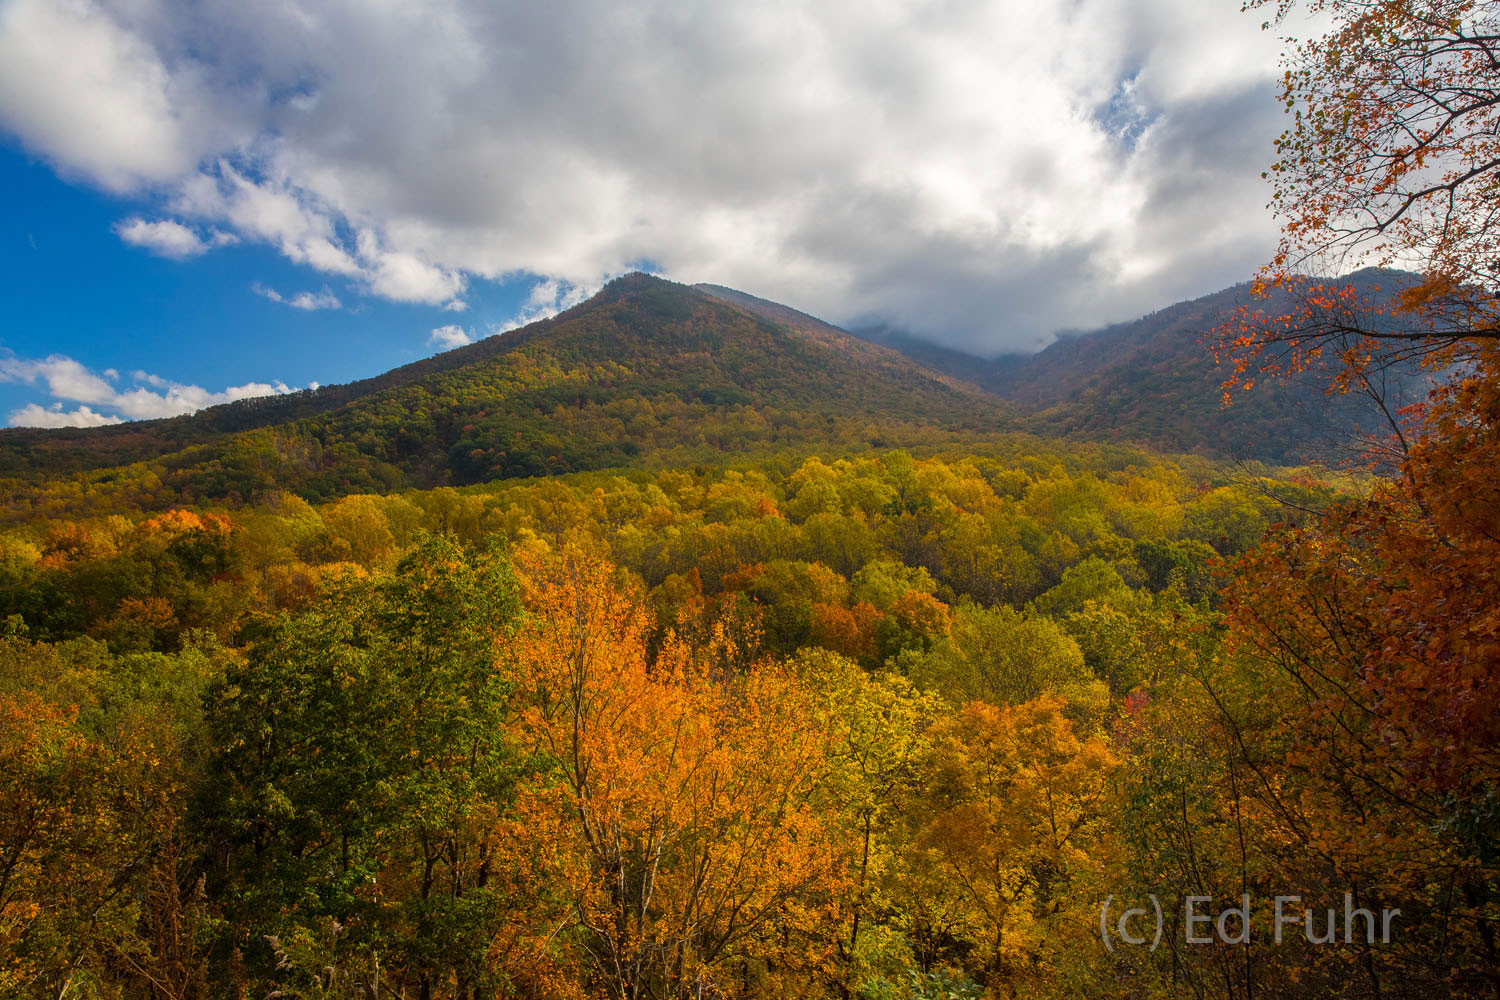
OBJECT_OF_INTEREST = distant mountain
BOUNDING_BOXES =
[853,269,1433,465]
[1,270,1430,521]
[850,323,1022,386]
[0,274,1014,512]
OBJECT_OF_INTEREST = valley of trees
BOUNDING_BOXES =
[3,0,1498,997]
[0,443,1327,998]
[2,436,1488,998]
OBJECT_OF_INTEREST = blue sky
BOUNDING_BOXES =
[0,0,1294,428]
[1,140,548,426]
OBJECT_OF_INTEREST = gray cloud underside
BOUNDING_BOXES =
[0,0,1298,353]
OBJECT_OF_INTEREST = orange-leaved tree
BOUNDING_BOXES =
[0,691,188,998]
[1218,348,1500,996]
[504,546,845,999]
[1222,0,1500,402]
[1210,1,1500,994]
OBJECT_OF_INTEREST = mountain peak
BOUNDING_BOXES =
[0,275,1011,504]
[583,270,687,306]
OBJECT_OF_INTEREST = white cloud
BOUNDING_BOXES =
[182,163,363,277]
[2,355,118,404]
[498,278,592,333]
[115,216,236,259]
[1,353,300,424]
[363,241,465,304]
[428,324,473,349]
[8,403,124,428]
[0,0,195,191]
[108,379,293,419]
[0,0,1314,350]
[253,282,342,310]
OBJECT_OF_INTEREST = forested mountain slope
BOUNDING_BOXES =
[0,274,1014,517]
[861,269,1431,463]
[3,268,1426,528]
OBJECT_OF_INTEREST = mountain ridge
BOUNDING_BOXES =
[0,268,1430,518]
[0,274,1017,516]
[849,268,1430,463]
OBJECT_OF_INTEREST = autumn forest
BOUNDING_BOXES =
[3,1,1499,999]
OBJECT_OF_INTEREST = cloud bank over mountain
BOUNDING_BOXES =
[0,0,1295,352]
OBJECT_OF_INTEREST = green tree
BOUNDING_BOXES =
[202,535,523,999]
[899,604,1104,721]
